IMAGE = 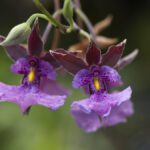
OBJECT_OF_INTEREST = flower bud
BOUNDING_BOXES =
[0,22,31,46]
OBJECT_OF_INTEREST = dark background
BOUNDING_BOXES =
[0,0,150,150]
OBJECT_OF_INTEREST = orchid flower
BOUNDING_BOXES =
[50,40,138,132]
[0,20,69,114]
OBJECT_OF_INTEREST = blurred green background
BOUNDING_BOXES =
[0,0,150,150]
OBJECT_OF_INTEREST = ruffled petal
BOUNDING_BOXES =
[89,87,132,117]
[70,87,132,132]
[72,69,91,88]
[0,82,18,102]
[102,100,134,127]
[34,92,66,111]
[0,82,66,113]
[11,58,29,74]
[71,99,101,132]
[18,91,66,113]
[109,87,132,106]
[89,93,112,117]
[99,65,122,87]
[39,60,56,80]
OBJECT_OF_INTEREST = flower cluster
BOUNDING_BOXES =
[0,17,138,132]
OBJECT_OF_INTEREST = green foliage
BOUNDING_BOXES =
[63,0,74,32]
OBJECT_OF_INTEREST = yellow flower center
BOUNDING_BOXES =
[93,77,101,91]
[28,67,36,83]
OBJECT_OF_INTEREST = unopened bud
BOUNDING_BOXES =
[0,22,31,46]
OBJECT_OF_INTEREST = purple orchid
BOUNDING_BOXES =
[0,20,68,114]
[51,40,137,132]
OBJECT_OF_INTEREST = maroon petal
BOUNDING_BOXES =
[50,49,87,75]
[40,52,60,68]
[115,49,139,70]
[86,42,101,66]
[28,19,43,56]
[101,39,127,67]
[0,35,27,61]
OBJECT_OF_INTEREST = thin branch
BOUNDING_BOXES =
[74,23,91,41]
[73,4,96,41]
[52,0,61,49]
[74,0,83,28]
[42,10,61,44]
[34,0,64,29]
[42,7,92,44]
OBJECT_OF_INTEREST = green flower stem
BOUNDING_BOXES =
[73,23,91,41]
[33,0,66,32]
[26,13,50,25]
[32,0,91,41]
[79,29,91,42]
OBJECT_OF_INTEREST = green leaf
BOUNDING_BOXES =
[63,0,74,32]
[0,22,31,46]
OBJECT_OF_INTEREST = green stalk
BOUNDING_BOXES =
[79,29,91,42]
[26,13,50,25]
[33,0,66,32]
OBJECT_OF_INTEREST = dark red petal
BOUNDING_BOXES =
[40,52,60,68]
[0,35,27,61]
[115,49,139,70]
[28,19,43,56]
[101,39,127,67]
[50,49,87,75]
[86,42,101,66]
